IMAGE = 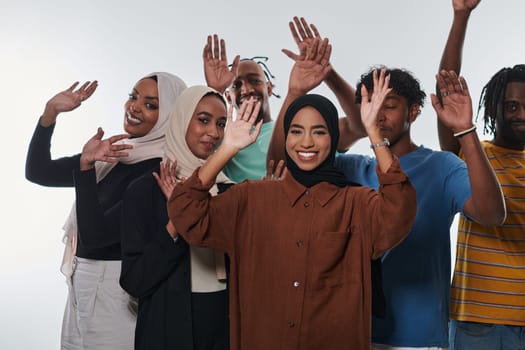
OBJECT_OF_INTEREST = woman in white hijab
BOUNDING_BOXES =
[120,86,231,350]
[25,72,186,350]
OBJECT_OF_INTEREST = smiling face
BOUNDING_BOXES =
[185,94,227,159]
[123,77,159,137]
[494,81,525,149]
[285,106,331,171]
[227,60,272,122]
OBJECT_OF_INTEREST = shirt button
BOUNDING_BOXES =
[296,240,303,247]
[293,281,301,287]
[288,321,295,328]
[304,202,309,208]
[305,190,309,195]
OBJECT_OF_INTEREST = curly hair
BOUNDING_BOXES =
[477,64,525,135]
[355,66,426,109]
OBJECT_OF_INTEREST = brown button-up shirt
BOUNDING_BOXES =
[168,159,416,350]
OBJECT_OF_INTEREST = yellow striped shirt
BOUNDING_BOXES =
[450,141,525,325]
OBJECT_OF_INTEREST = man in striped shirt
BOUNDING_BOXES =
[439,1,525,348]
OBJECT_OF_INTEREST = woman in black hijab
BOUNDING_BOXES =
[166,71,416,350]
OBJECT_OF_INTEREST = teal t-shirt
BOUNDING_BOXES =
[223,120,275,183]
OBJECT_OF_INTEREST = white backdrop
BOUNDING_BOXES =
[1,0,524,348]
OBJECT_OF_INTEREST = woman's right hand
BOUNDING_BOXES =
[79,127,132,170]
[41,81,98,127]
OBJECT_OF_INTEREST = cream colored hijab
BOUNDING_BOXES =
[164,85,232,292]
[164,85,231,195]
[61,72,187,282]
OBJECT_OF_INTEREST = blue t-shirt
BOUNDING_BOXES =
[335,146,471,347]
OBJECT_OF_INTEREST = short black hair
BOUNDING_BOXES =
[230,56,281,98]
[355,66,426,109]
[477,64,525,135]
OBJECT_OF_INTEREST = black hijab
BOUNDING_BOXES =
[283,94,349,188]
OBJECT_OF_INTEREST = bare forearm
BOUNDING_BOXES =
[325,69,361,122]
[439,10,472,73]
[460,132,506,224]
[437,10,472,152]
[325,69,367,149]
[267,91,302,163]
[438,120,461,154]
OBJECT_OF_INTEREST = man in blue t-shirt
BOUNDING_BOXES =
[268,17,505,349]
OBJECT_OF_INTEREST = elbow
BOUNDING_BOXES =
[483,207,507,226]
[119,277,140,299]
[119,265,142,299]
[25,164,43,184]
[474,204,507,226]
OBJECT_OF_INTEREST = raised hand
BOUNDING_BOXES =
[453,0,481,12]
[431,70,473,134]
[289,16,322,51]
[360,69,392,133]
[42,81,98,126]
[153,159,182,200]
[203,34,240,94]
[222,98,263,152]
[282,37,332,95]
[79,127,132,170]
[263,159,288,180]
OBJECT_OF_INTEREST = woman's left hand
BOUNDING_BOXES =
[263,159,288,180]
[79,127,132,170]
[221,97,263,152]
[360,68,392,134]
[153,159,183,200]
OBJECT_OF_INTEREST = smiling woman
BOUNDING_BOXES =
[119,86,232,350]
[124,78,162,137]
[285,106,331,171]
[6,1,525,349]
[166,73,417,349]
[185,93,228,159]
[24,72,187,350]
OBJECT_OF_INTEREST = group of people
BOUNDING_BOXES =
[25,2,524,350]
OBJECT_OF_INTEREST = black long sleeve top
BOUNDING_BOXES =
[26,121,160,260]
[120,169,231,349]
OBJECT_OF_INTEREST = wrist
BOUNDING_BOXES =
[287,86,308,98]
[453,9,472,19]
[79,155,95,171]
[324,69,336,82]
[217,143,241,158]
[370,138,390,149]
[453,125,476,137]
[40,108,58,127]
[166,221,178,239]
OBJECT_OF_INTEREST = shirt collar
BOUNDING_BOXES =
[281,174,341,207]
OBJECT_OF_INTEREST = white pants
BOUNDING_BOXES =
[61,258,135,350]
[372,344,447,350]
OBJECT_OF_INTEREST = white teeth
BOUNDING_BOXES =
[298,152,316,158]
[240,96,261,103]
[127,113,142,124]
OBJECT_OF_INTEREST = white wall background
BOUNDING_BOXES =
[1,1,523,348]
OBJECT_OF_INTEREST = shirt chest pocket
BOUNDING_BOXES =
[306,231,351,291]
